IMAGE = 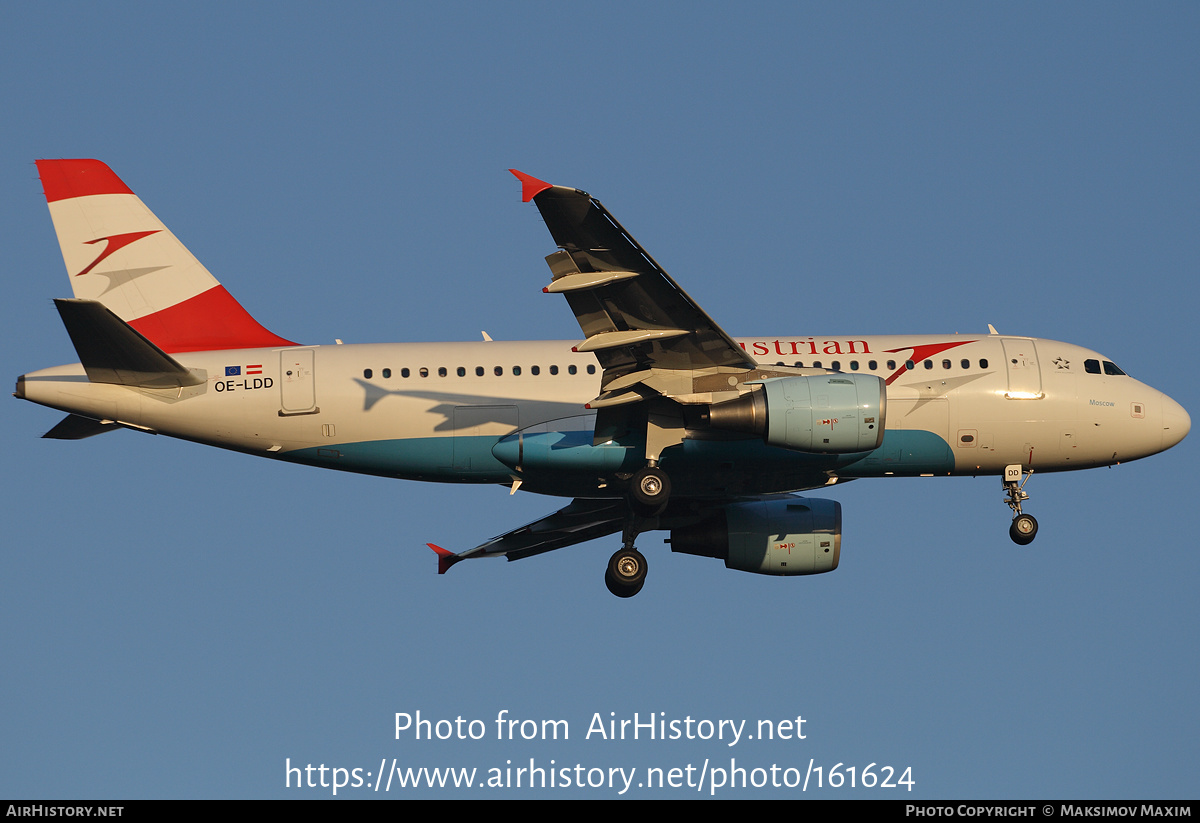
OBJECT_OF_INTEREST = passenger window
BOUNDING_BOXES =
[550,365,559,375]
[923,360,933,370]
[812,361,822,369]
[382,368,391,378]
[1084,359,1101,374]
[830,361,841,371]
[513,366,522,376]
[568,365,578,375]
[438,367,447,377]
[587,364,596,374]
[960,359,969,369]
[850,361,859,371]
[363,368,373,379]
[888,360,897,371]
[401,368,410,378]
[868,360,877,370]
[494,366,503,376]
[531,365,540,375]
[457,367,466,377]
[942,359,951,369]
[476,366,484,376]
[419,368,429,378]
[979,359,988,369]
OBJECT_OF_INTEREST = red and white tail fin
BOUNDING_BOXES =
[36,159,295,353]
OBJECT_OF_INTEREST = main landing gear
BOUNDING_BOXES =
[605,468,671,597]
[605,547,648,598]
[1003,464,1038,545]
[629,464,670,516]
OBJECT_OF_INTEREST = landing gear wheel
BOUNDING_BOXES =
[1009,513,1038,545]
[605,548,647,598]
[629,466,670,516]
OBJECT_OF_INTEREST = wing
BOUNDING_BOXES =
[429,498,626,574]
[513,171,804,461]
[511,171,758,387]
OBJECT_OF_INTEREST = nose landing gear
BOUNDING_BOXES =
[1010,513,1038,545]
[1003,464,1038,545]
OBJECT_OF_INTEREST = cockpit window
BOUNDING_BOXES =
[1085,358,1128,376]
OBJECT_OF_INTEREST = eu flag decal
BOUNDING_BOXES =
[225,366,241,376]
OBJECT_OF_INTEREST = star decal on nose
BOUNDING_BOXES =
[1052,357,1070,370]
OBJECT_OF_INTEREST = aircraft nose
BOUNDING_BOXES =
[1161,392,1190,450]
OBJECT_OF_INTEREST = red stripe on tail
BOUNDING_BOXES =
[128,285,296,353]
[37,159,135,203]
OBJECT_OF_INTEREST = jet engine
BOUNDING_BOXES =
[668,498,841,575]
[706,374,885,453]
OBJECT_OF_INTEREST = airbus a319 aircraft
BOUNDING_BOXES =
[16,160,1190,596]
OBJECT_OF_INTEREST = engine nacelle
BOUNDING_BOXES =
[706,373,885,453]
[669,498,841,575]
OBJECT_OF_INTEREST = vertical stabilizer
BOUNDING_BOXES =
[36,159,295,353]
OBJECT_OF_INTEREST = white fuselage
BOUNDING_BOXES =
[18,333,1189,497]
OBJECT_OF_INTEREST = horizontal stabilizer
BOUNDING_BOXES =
[42,413,120,440]
[54,298,204,389]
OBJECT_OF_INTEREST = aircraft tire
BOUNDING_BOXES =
[630,466,670,516]
[605,548,647,597]
[1009,513,1038,545]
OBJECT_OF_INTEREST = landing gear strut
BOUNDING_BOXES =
[604,510,658,598]
[609,410,677,590]
[1003,464,1038,545]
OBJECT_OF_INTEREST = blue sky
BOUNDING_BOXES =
[2,2,1197,798]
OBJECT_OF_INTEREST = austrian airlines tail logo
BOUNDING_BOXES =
[75,230,160,277]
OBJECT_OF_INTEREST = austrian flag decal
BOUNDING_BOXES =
[225,364,263,376]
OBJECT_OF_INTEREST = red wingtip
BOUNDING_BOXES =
[427,543,457,575]
[509,169,552,203]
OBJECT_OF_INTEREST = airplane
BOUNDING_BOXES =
[15,160,1191,597]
